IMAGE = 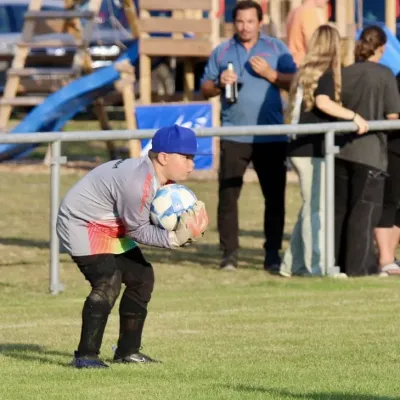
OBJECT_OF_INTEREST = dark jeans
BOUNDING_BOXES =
[378,151,400,228]
[72,247,154,357]
[217,140,287,258]
[335,159,385,276]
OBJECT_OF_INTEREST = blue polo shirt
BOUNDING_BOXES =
[201,33,296,143]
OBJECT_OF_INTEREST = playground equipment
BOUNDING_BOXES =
[0,41,140,161]
[0,0,106,129]
[137,0,220,117]
[0,0,140,159]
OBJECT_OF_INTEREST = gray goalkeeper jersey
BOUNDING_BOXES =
[57,156,171,256]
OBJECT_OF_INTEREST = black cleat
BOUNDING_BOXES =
[113,351,162,364]
[71,351,109,369]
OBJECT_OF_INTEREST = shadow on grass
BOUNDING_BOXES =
[226,385,397,400]
[0,343,71,367]
[240,229,292,242]
[0,237,49,249]
[0,234,285,271]
[141,242,267,271]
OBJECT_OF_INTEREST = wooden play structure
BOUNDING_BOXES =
[137,0,221,133]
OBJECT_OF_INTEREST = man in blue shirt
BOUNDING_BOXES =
[201,0,296,272]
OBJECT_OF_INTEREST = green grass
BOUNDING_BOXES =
[0,171,400,400]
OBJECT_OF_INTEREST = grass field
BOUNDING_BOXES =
[1,157,400,399]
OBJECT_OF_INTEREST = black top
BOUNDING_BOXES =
[288,72,336,158]
[337,61,400,171]
[386,73,400,155]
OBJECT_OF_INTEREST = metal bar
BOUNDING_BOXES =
[324,130,340,276]
[24,10,94,19]
[49,141,64,295]
[3,119,400,293]
[2,120,400,144]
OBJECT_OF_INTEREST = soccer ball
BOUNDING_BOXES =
[150,184,197,231]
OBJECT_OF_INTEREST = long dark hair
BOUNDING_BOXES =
[355,25,387,61]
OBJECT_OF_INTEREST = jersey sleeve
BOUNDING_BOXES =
[116,174,171,248]
[200,47,221,86]
[276,40,297,74]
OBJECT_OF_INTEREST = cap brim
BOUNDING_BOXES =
[180,151,213,156]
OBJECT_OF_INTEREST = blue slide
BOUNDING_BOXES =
[0,40,139,162]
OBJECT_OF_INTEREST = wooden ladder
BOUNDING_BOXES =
[0,0,108,135]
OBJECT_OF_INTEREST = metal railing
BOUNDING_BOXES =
[1,119,400,294]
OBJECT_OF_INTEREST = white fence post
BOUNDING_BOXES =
[50,140,65,295]
[324,130,340,276]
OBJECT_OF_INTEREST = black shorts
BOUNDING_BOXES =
[378,152,400,228]
[72,247,154,307]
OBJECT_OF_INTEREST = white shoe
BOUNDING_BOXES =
[279,269,291,278]
[331,272,348,279]
[219,263,236,271]
[381,263,400,275]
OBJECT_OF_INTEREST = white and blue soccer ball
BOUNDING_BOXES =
[150,184,197,231]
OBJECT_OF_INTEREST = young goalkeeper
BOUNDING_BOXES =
[57,125,209,368]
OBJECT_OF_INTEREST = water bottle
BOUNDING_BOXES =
[225,62,238,104]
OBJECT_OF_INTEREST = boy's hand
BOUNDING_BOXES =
[168,201,209,247]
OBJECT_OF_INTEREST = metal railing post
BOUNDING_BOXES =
[324,130,340,276]
[49,140,66,295]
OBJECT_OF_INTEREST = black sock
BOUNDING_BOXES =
[116,295,148,356]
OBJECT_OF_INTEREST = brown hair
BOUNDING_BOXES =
[148,150,159,160]
[355,25,387,61]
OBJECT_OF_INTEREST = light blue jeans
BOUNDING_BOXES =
[281,157,325,276]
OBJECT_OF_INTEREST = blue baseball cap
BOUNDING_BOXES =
[151,125,199,155]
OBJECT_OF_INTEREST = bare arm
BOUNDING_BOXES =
[315,94,369,134]
[201,80,221,99]
[303,10,323,46]
[263,69,295,90]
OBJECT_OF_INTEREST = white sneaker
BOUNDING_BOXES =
[219,263,237,271]
[380,263,400,276]
[331,272,348,279]
[381,263,400,272]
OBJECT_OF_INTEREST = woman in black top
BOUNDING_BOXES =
[281,25,367,277]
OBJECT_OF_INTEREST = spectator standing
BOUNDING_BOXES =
[57,126,209,368]
[333,26,400,276]
[200,0,296,271]
[281,25,368,277]
[286,0,329,66]
[374,72,400,275]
